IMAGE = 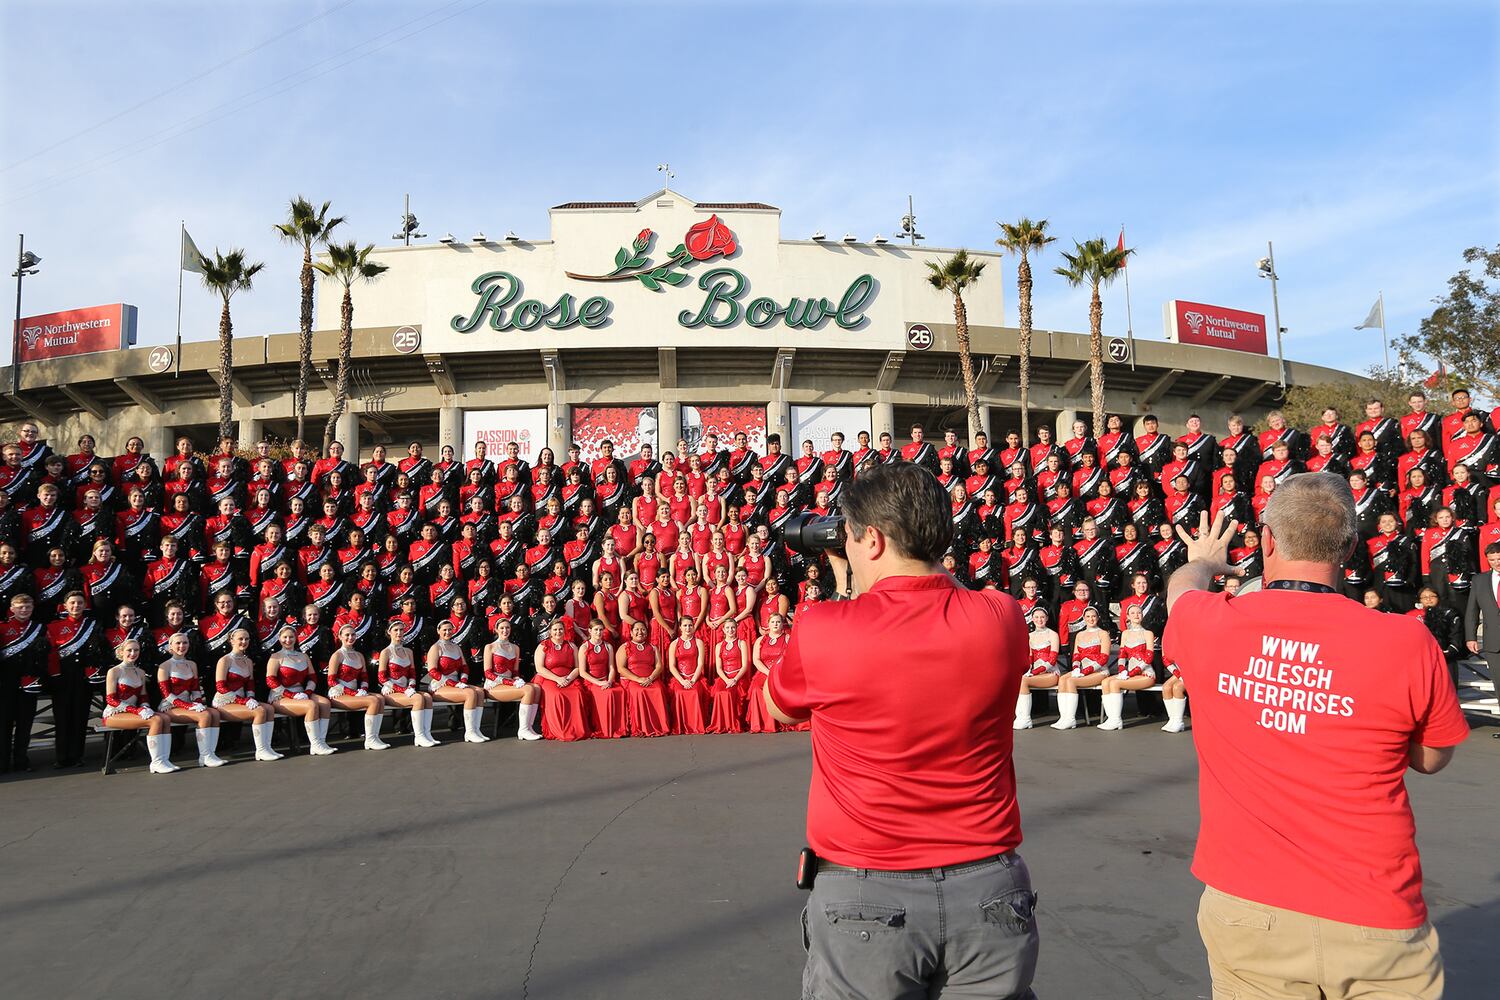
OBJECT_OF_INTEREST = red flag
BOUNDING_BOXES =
[1116,229,1127,267]
[1423,362,1446,390]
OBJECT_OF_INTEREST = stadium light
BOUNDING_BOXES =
[11,235,41,394]
[811,231,826,241]
[392,194,425,245]
[1256,241,1287,390]
[438,234,455,244]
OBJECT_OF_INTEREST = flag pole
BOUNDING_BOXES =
[175,220,184,378]
[1378,289,1388,370]
[1122,224,1136,370]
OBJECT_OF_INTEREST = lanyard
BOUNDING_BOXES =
[1265,580,1338,595]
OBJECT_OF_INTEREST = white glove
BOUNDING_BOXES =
[293,691,310,701]
[511,678,525,688]
[138,707,155,720]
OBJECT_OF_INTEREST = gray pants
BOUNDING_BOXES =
[801,851,1039,1000]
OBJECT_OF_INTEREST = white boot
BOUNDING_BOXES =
[1100,691,1125,731]
[412,707,440,748]
[517,701,543,740]
[364,713,391,750]
[310,715,337,755]
[1162,697,1188,733]
[1012,691,1033,730]
[1050,691,1079,730]
[148,733,180,774]
[252,721,283,761]
[463,706,490,743]
[196,727,227,767]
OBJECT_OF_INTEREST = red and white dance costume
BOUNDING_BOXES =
[1161,659,1188,733]
[214,657,282,761]
[270,655,336,755]
[428,650,489,743]
[619,640,671,737]
[1012,644,1060,729]
[158,661,226,766]
[1100,640,1155,732]
[105,668,179,774]
[745,633,788,734]
[581,640,627,739]
[1051,638,1105,732]
[668,637,709,735]
[330,653,390,751]
[536,640,591,742]
[380,646,439,747]
[706,640,747,735]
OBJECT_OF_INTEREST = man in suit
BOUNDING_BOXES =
[1463,541,1500,675]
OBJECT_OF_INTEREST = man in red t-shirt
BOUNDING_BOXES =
[1164,473,1467,1000]
[765,463,1037,1000]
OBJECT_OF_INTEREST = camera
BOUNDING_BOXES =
[782,513,845,554]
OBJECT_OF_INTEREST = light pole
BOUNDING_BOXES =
[898,194,924,247]
[11,235,41,395]
[392,193,425,246]
[1256,241,1286,391]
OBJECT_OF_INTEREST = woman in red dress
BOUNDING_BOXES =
[647,573,678,659]
[757,576,790,633]
[532,618,590,741]
[707,619,750,734]
[425,619,489,744]
[617,620,671,737]
[481,619,542,740]
[746,612,789,733]
[731,566,759,646]
[667,617,709,735]
[577,620,627,739]
[703,564,737,644]
[617,570,652,639]
[678,566,708,643]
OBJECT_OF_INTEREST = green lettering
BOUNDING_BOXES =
[513,300,546,331]
[679,267,744,328]
[545,293,578,330]
[784,297,832,329]
[579,296,611,328]
[745,296,781,328]
[451,271,519,333]
[835,274,876,329]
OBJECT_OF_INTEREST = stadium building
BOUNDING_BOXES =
[0,189,1358,462]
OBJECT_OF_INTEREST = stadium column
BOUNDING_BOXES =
[766,401,790,442]
[547,401,570,457]
[237,416,262,451]
[873,400,895,442]
[1055,409,1078,438]
[438,405,461,458]
[657,401,680,455]
[336,410,360,459]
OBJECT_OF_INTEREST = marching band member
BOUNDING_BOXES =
[326,624,391,750]
[577,619,627,739]
[1099,604,1156,731]
[157,632,226,766]
[533,618,589,741]
[103,638,177,774]
[1051,606,1111,731]
[376,621,439,748]
[425,619,489,743]
[617,620,671,737]
[1014,607,1061,730]
[267,624,336,755]
[480,619,542,740]
[212,627,282,761]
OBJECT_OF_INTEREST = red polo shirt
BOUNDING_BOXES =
[1164,589,1468,928]
[769,573,1027,869]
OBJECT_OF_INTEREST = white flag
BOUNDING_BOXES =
[1354,298,1383,330]
[180,227,205,274]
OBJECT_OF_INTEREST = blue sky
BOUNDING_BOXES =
[1,0,1495,377]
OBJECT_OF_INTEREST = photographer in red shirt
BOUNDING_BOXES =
[1165,473,1467,1000]
[764,463,1036,1000]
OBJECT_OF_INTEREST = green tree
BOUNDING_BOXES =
[926,249,988,441]
[315,241,389,453]
[996,218,1055,445]
[1395,244,1500,399]
[199,249,266,441]
[275,198,344,444]
[1281,365,1448,430]
[1054,237,1132,435]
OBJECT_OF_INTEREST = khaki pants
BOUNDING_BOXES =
[1197,887,1444,1000]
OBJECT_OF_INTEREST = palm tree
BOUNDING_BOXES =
[315,241,390,453]
[275,198,344,443]
[199,249,266,441]
[1054,237,1133,436]
[996,218,1056,445]
[926,250,988,441]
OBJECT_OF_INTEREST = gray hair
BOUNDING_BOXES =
[1261,473,1357,566]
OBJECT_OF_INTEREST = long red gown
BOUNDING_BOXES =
[703,585,733,645]
[746,633,786,734]
[733,585,759,646]
[669,637,710,735]
[581,640,627,739]
[706,639,747,734]
[649,588,678,660]
[620,640,672,737]
[536,640,591,741]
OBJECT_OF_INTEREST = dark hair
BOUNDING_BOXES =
[840,463,952,564]
[1486,542,1500,557]
[766,433,780,446]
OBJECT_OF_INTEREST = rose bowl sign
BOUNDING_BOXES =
[18,303,138,362]
[1163,300,1268,355]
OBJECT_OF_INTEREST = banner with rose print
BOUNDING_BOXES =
[571,405,659,464]
[681,404,765,455]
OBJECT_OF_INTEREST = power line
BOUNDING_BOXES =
[2,0,489,207]
[1,0,359,173]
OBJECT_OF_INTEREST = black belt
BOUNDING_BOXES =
[816,851,1017,878]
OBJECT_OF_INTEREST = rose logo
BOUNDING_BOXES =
[1183,311,1205,335]
[683,215,736,261]
[565,214,739,291]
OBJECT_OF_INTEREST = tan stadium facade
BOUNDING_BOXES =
[0,188,1363,459]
